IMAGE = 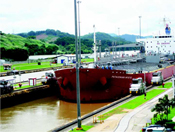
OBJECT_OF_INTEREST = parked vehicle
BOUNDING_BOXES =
[129,77,146,95]
[145,126,166,132]
[7,70,25,76]
[142,124,163,132]
[151,71,164,85]
[41,72,55,85]
[0,79,14,95]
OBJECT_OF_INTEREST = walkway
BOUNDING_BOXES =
[87,88,173,132]
[115,88,173,132]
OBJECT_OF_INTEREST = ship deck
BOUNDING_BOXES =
[113,62,169,73]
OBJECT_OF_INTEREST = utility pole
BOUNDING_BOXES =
[74,0,82,129]
[99,40,101,58]
[139,16,142,39]
[93,25,97,64]
[77,1,81,65]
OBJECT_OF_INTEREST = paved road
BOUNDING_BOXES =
[0,70,54,82]
[114,88,173,132]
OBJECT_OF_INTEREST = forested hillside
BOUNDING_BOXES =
[0,32,59,61]
[17,29,74,43]
[1,29,134,61]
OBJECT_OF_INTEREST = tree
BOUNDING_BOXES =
[27,36,36,39]
[151,94,174,123]
[151,103,164,121]
[158,95,171,120]
[28,31,36,36]
[6,48,29,61]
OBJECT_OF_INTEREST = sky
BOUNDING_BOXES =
[1,0,175,36]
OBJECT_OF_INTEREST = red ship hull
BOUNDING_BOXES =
[54,65,175,102]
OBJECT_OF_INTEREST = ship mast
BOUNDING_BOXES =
[93,25,97,64]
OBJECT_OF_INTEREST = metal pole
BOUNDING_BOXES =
[93,25,97,64]
[99,40,101,58]
[74,0,81,129]
[173,77,175,99]
[77,1,81,65]
[139,16,141,39]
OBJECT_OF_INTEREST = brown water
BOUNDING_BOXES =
[0,96,109,132]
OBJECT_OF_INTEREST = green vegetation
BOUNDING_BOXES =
[0,32,59,61]
[102,89,165,120]
[14,83,42,90]
[0,62,63,72]
[1,29,137,61]
[69,125,94,132]
[81,58,94,63]
[0,58,94,73]
[151,107,175,124]
[151,95,175,130]
[158,82,172,88]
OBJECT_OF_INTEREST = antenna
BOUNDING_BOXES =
[160,17,171,27]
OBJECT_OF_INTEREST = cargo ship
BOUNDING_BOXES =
[54,18,175,102]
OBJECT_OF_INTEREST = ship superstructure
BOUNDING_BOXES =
[137,18,175,55]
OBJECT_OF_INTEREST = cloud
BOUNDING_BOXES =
[0,0,175,36]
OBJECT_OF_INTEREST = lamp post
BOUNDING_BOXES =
[139,16,142,39]
[74,0,81,129]
[93,25,97,64]
[77,1,81,65]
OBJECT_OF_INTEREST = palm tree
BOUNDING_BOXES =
[170,98,175,109]
[151,103,164,121]
[158,95,171,120]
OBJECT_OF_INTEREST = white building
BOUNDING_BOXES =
[55,55,76,64]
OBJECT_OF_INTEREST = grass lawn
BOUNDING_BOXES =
[0,61,63,72]
[69,125,94,132]
[14,82,42,90]
[81,58,94,63]
[0,59,94,73]
[158,82,172,88]
[102,89,165,120]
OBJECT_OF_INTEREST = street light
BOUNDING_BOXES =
[74,0,82,130]
[139,16,142,39]
[77,1,81,65]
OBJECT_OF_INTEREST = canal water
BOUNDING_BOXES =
[0,96,109,132]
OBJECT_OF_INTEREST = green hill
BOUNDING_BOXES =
[82,32,115,41]
[17,29,74,43]
[0,29,136,61]
[0,32,60,61]
[82,32,131,45]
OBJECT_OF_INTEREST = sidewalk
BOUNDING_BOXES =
[87,88,173,132]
